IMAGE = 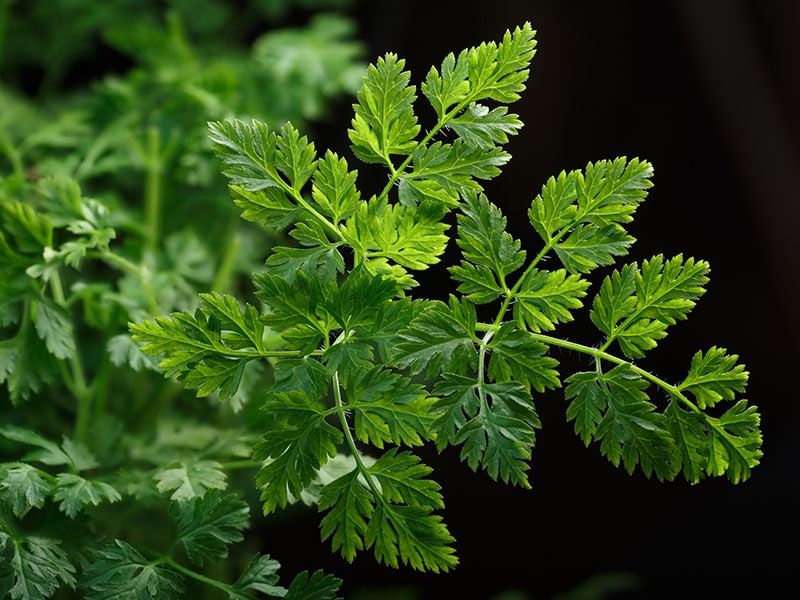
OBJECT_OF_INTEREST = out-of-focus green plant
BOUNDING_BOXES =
[0,1,364,597]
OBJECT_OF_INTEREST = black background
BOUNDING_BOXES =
[265,1,800,599]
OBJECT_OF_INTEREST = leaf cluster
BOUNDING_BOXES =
[1,1,363,598]
[130,20,763,576]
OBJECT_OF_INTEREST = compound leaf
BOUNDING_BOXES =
[392,297,478,377]
[591,255,710,358]
[365,502,457,573]
[81,540,183,600]
[284,570,343,600]
[228,554,286,599]
[153,460,228,502]
[255,391,343,514]
[0,463,52,518]
[170,491,250,567]
[678,346,749,409]
[348,53,419,165]
[0,532,76,600]
[53,473,122,518]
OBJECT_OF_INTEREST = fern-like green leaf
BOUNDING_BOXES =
[81,541,184,599]
[348,53,419,165]
[170,491,250,567]
[590,254,710,358]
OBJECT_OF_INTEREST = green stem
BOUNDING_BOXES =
[144,126,162,263]
[0,122,24,178]
[331,370,384,499]
[210,227,240,294]
[90,250,160,315]
[50,271,93,440]
[149,552,237,596]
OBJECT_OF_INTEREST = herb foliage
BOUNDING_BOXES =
[1,11,763,598]
[132,21,762,572]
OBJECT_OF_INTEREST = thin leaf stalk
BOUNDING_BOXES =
[331,369,383,500]
[49,270,92,441]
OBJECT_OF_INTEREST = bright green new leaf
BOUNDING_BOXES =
[404,140,510,196]
[678,346,749,409]
[209,119,317,193]
[448,103,523,149]
[341,199,449,276]
[528,157,653,273]
[170,491,250,567]
[591,254,710,358]
[348,53,419,165]
[311,150,361,225]
[512,268,590,332]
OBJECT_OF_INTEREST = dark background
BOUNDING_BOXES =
[266,1,800,598]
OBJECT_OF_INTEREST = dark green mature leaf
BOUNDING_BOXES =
[345,367,436,448]
[392,296,479,377]
[704,400,762,483]
[171,491,250,567]
[284,570,342,600]
[52,473,121,518]
[0,426,97,471]
[486,324,560,393]
[348,53,419,165]
[318,469,373,563]
[368,449,443,509]
[449,191,525,303]
[0,463,52,518]
[228,554,286,599]
[255,391,343,514]
[431,374,540,487]
[153,460,228,502]
[565,365,675,480]
[366,502,457,573]
[81,541,184,600]
[0,532,77,600]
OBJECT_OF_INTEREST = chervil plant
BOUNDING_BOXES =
[2,13,763,598]
[129,19,763,577]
